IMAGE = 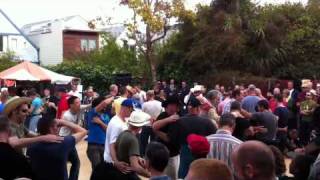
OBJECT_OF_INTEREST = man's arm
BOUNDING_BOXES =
[110,143,131,173]
[58,120,87,143]
[152,114,179,131]
[93,117,108,131]
[129,156,150,177]
[9,134,63,149]
[95,97,114,112]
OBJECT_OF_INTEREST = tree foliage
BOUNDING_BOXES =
[157,1,320,82]
[49,34,143,93]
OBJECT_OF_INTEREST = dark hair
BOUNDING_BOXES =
[257,100,269,110]
[67,96,79,106]
[219,113,236,128]
[37,115,56,135]
[231,89,241,98]
[27,88,37,96]
[230,101,241,111]
[269,145,286,176]
[145,142,169,172]
[290,155,315,180]
[274,94,283,102]
[92,96,106,108]
[0,115,9,133]
[119,86,127,95]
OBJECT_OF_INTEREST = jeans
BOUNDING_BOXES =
[87,143,105,170]
[139,126,155,156]
[28,115,42,133]
[68,148,80,180]
[91,161,140,180]
[178,145,194,179]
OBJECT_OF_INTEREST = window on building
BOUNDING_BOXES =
[81,39,88,51]
[0,36,3,52]
[88,40,96,50]
[81,39,97,52]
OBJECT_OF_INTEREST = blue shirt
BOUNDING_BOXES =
[87,108,110,144]
[0,103,5,114]
[27,136,75,180]
[31,97,43,115]
[241,96,260,113]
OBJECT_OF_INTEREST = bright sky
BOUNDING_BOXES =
[0,0,308,28]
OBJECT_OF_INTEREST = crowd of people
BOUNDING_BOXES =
[2,79,320,180]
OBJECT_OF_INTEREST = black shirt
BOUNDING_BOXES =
[274,106,289,128]
[0,142,33,180]
[168,114,217,146]
[233,117,251,141]
[156,112,181,157]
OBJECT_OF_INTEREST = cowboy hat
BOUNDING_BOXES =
[3,96,32,115]
[125,111,150,127]
[191,85,203,93]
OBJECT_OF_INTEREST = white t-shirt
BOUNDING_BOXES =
[138,91,147,104]
[104,115,128,162]
[59,110,80,136]
[142,100,163,125]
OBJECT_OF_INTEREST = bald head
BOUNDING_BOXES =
[186,159,232,180]
[232,141,275,180]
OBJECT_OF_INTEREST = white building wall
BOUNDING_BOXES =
[0,35,38,62]
[28,21,63,66]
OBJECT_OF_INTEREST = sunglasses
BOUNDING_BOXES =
[20,109,29,113]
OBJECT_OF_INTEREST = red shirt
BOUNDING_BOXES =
[269,98,277,113]
[57,93,69,119]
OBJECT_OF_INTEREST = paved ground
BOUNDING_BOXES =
[74,140,292,180]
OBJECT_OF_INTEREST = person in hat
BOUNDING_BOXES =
[27,114,87,180]
[112,86,134,116]
[167,97,216,179]
[5,96,63,154]
[187,134,210,159]
[152,95,181,180]
[207,113,242,170]
[0,115,34,180]
[91,110,151,180]
[92,98,134,178]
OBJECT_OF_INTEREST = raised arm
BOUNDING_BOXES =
[58,120,87,143]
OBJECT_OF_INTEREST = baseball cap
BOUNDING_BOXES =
[121,98,134,108]
[187,134,210,157]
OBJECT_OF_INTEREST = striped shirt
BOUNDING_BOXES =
[207,129,242,169]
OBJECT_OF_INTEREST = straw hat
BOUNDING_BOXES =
[3,96,32,115]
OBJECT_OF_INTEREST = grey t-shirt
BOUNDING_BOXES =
[241,96,260,113]
[115,130,140,164]
[252,111,278,141]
